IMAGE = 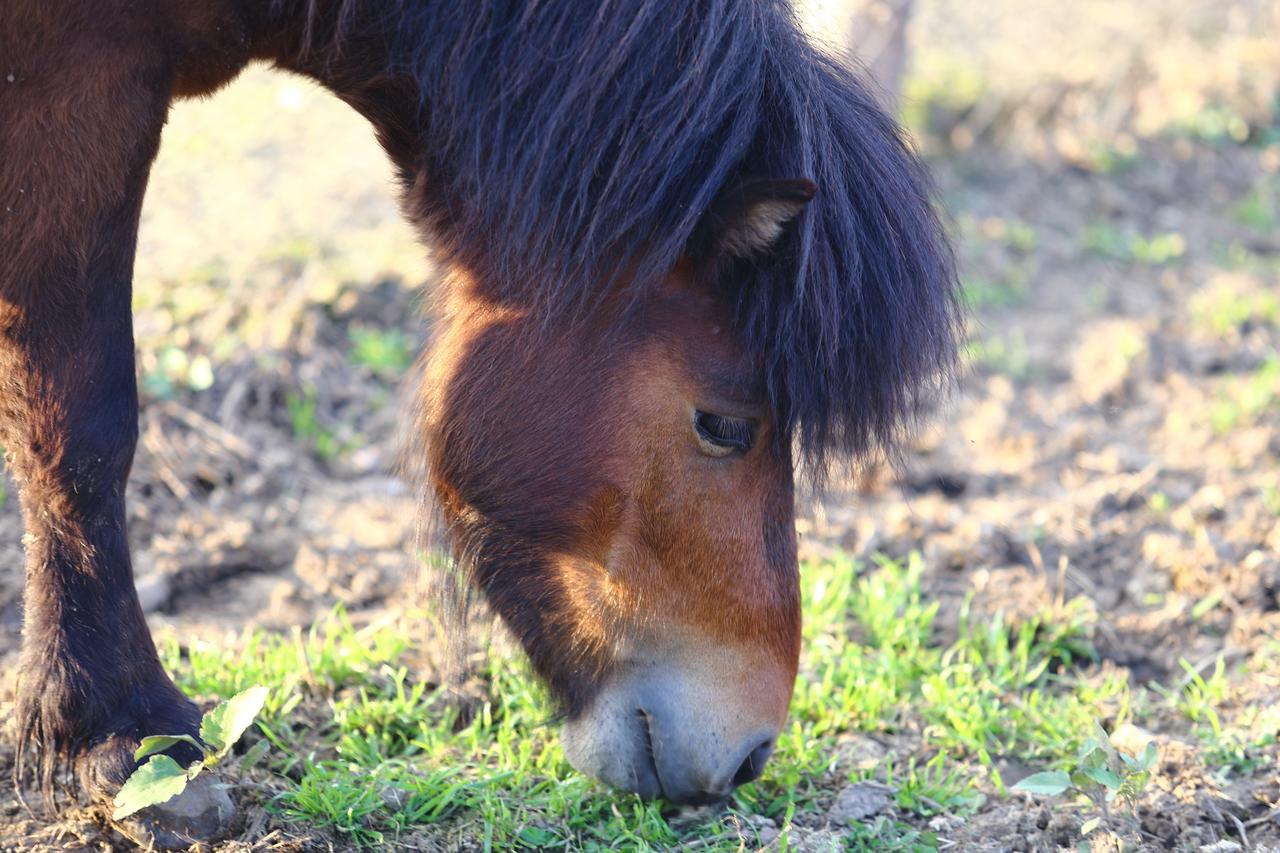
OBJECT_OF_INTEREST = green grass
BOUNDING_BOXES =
[1190,280,1280,339]
[151,555,1255,849]
[1081,140,1142,175]
[899,55,988,139]
[286,386,360,460]
[965,333,1032,380]
[1264,484,1280,517]
[348,325,414,377]
[1233,182,1280,231]
[957,216,1038,312]
[1080,220,1187,265]
[1208,357,1280,433]
[962,264,1034,312]
[1169,104,1253,146]
[140,346,216,399]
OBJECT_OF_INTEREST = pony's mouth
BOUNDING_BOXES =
[637,708,659,789]
[638,707,730,807]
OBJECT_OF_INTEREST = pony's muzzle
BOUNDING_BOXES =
[560,646,791,804]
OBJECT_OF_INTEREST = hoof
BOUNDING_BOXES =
[115,773,236,850]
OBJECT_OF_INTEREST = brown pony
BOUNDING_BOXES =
[0,0,959,834]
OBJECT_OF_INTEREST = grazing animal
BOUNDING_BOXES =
[0,0,958,827]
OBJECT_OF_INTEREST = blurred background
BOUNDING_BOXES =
[2,1,1279,849]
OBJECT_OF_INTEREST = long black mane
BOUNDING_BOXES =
[306,0,961,474]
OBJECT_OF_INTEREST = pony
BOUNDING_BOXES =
[0,0,958,834]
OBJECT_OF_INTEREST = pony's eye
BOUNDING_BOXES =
[694,410,756,456]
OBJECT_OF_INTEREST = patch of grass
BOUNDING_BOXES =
[963,277,1025,311]
[286,386,359,460]
[151,557,1152,848]
[1149,657,1279,781]
[963,262,1034,311]
[965,333,1032,380]
[141,346,216,399]
[1198,725,1277,781]
[871,753,985,817]
[900,55,988,138]
[846,816,939,852]
[1175,657,1230,727]
[1233,182,1280,231]
[348,325,413,377]
[1209,240,1280,276]
[1081,221,1187,265]
[1190,279,1280,339]
[1086,284,1110,311]
[961,215,1038,254]
[1168,104,1252,146]
[1081,140,1141,175]
[1263,484,1280,517]
[958,216,1038,311]
[1208,357,1280,433]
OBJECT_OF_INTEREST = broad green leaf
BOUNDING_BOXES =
[1137,742,1158,772]
[134,734,204,762]
[112,755,190,820]
[1011,770,1071,796]
[1081,817,1101,836]
[1078,742,1105,765]
[1082,766,1124,789]
[1091,720,1120,761]
[201,685,269,758]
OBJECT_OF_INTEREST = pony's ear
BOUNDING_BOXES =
[694,177,816,264]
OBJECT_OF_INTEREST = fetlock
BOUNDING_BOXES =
[15,652,202,802]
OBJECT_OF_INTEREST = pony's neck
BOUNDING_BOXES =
[164,0,416,180]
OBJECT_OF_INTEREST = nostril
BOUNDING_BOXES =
[732,739,774,788]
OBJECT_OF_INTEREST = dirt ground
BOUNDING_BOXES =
[2,2,1279,850]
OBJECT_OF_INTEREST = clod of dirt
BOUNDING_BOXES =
[831,732,891,772]
[827,781,893,825]
[1072,319,1149,406]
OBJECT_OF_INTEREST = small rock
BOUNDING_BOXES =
[1188,484,1227,523]
[1198,842,1243,853]
[119,772,235,850]
[730,813,779,847]
[828,780,893,825]
[928,813,965,833]
[776,829,844,853]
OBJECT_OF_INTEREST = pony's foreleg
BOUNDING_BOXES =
[0,26,230,837]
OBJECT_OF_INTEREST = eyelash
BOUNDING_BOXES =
[694,410,755,453]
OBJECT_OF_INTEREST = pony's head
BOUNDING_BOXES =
[421,180,817,803]
[389,0,958,805]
